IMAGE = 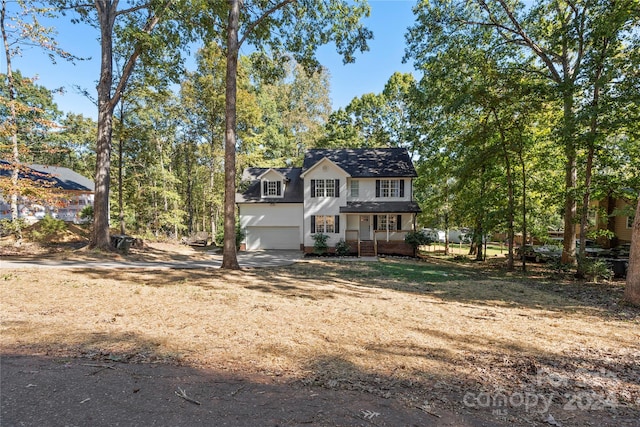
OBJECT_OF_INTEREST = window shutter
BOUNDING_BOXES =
[311,215,316,233]
[375,180,380,198]
[399,180,405,197]
[311,180,316,198]
[335,215,340,233]
[335,179,340,197]
[373,216,378,231]
[397,215,402,231]
[277,181,282,196]
[262,181,268,196]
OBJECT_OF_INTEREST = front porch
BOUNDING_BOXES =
[344,212,417,257]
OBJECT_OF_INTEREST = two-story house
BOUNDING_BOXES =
[236,148,421,256]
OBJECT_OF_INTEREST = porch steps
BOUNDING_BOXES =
[359,240,376,257]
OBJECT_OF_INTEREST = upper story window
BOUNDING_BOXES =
[311,179,339,198]
[376,179,405,198]
[262,180,282,197]
[350,180,359,198]
[628,216,635,229]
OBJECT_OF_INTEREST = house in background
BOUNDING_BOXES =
[0,161,95,224]
[236,148,421,256]
[583,191,637,247]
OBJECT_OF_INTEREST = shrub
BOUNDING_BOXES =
[79,205,94,222]
[404,230,433,255]
[29,215,67,242]
[0,218,28,238]
[335,238,351,256]
[214,222,245,250]
[578,257,612,283]
[312,233,329,255]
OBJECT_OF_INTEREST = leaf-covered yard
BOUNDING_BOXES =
[1,251,639,426]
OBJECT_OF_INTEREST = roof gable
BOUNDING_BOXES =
[302,148,417,177]
[257,168,286,180]
[299,156,350,178]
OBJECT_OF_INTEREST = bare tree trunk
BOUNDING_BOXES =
[118,98,125,235]
[625,194,640,306]
[519,150,527,272]
[1,0,22,241]
[561,90,577,265]
[91,1,117,250]
[221,0,240,269]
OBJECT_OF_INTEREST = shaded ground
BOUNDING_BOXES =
[2,354,498,427]
[1,240,639,426]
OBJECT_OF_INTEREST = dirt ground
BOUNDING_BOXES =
[1,237,639,426]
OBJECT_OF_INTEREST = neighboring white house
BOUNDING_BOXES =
[236,148,421,256]
[0,161,95,224]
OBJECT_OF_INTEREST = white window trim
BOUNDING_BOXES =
[350,180,359,198]
[261,179,284,198]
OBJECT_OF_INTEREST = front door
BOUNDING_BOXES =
[359,215,370,240]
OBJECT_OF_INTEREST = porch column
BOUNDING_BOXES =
[386,214,389,242]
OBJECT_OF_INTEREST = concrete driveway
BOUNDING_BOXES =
[0,250,302,270]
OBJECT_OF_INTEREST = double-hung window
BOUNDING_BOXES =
[262,180,282,197]
[375,179,404,198]
[311,179,340,198]
[374,215,401,231]
[311,215,340,233]
[350,180,359,198]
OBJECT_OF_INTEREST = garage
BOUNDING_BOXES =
[245,226,300,250]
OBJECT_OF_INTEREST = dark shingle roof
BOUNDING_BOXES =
[302,148,417,177]
[236,167,303,203]
[340,201,422,213]
[0,161,94,191]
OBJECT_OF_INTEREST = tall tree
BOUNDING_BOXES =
[198,0,372,269]
[1,0,71,238]
[626,194,640,306]
[407,0,639,266]
[53,0,184,250]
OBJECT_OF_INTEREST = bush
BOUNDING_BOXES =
[312,233,329,255]
[578,257,612,283]
[214,222,245,250]
[335,238,351,256]
[404,230,433,252]
[29,215,67,242]
[0,218,28,238]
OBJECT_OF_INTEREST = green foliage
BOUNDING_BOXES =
[578,257,612,283]
[334,238,351,256]
[404,230,433,250]
[79,205,94,222]
[0,218,27,238]
[29,215,67,242]
[312,233,329,255]
[215,223,245,250]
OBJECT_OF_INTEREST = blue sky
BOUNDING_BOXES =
[8,0,417,119]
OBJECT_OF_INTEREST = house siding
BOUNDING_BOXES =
[303,162,348,248]
[347,178,411,202]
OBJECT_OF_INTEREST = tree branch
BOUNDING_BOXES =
[476,0,562,83]
[239,0,295,48]
[109,0,171,110]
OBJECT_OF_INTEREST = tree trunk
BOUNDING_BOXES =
[91,1,117,250]
[625,194,640,306]
[561,90,577,265]
[519,150,527,272]
[221,0,240,269]
[118,98,125,235]
[1,1,22,241]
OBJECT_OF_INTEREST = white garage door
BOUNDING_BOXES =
[246,226,300,250]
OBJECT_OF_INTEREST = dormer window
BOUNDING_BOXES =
[262,180,282,197]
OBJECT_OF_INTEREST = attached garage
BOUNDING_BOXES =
[245,226,300,250]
